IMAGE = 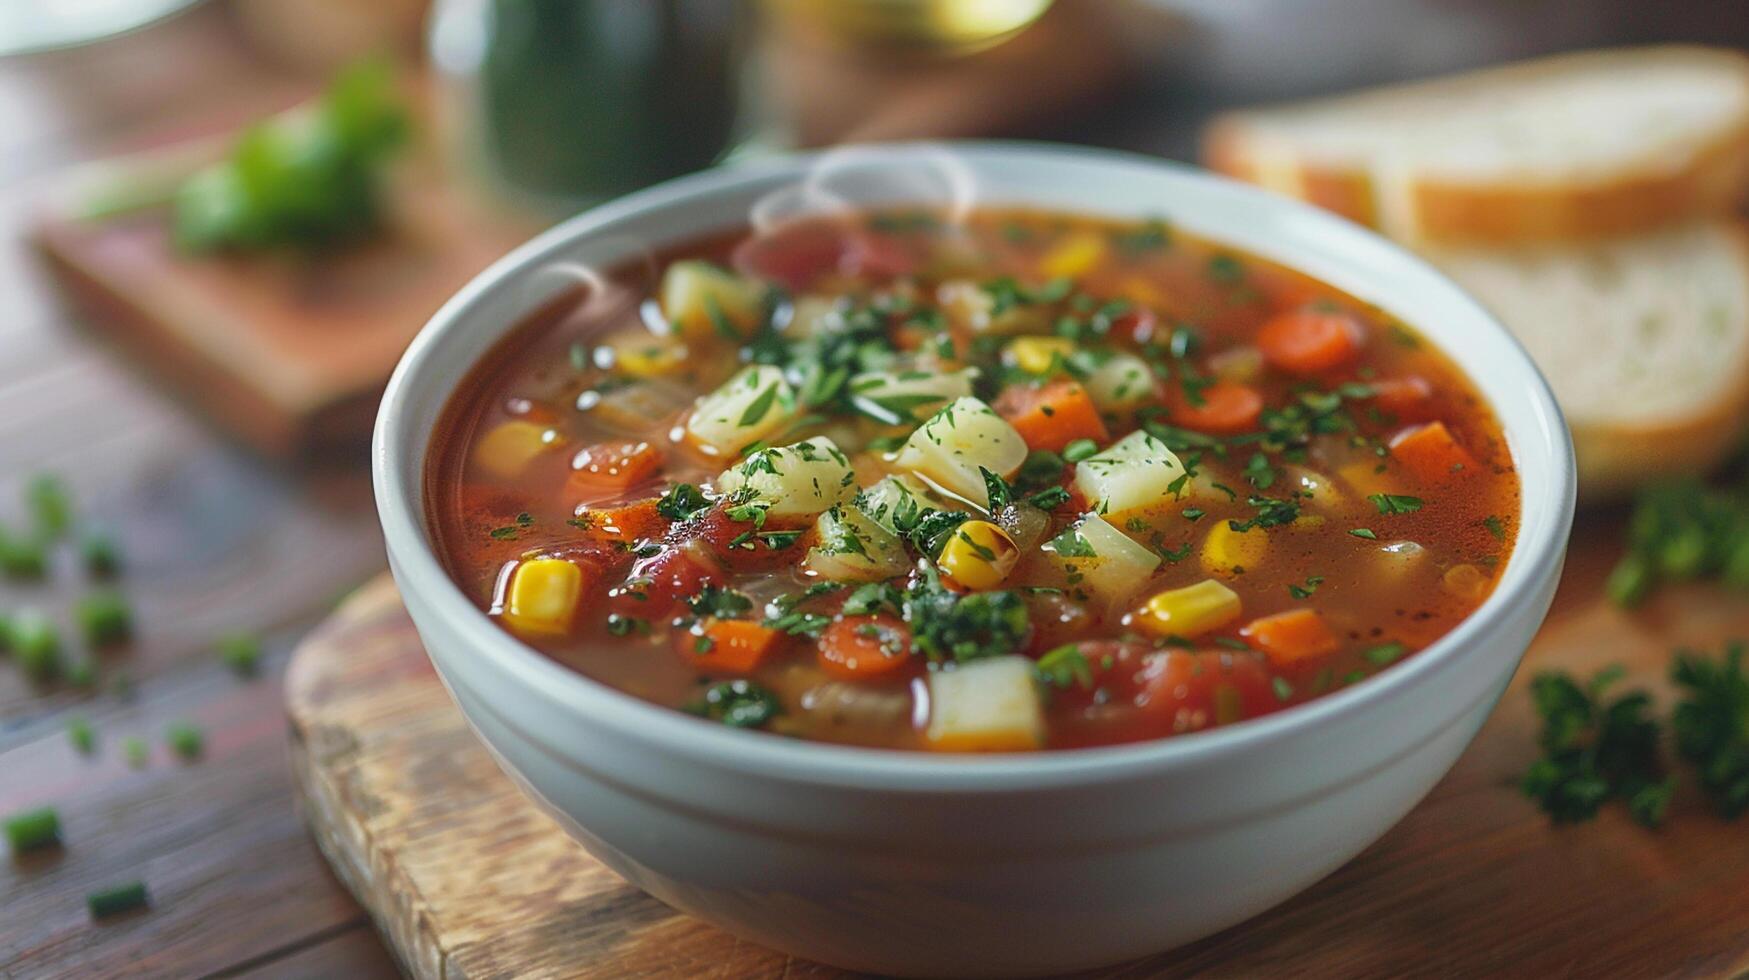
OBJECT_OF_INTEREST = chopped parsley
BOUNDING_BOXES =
[687,585,753,620]
[904,566,1029,663]
[1368,493,1424,515]
[1035,644,1094,690]
[687,679,781,729]
[1521,666,1672,827]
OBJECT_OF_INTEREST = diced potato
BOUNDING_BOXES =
[938,520,1020,591]
[1284,466,1348,512]
[925,656,1044,751]
[1080,351,1156,415]
[1038,230,1107,281]
[1442,563,1489,599]
[785,295,838,338]
[1201,521,1268,577]
[1337,459,1400,498]
[659,260,766,342]
[936,279,1049,335]
[1046,512,1162,609]
[685,365,797,458]
[503,558,584,637]
[804,505,909,582]
[1377,540,1427,579]
[848,368,976,426]
[855,474,952,534]
[1208,345,1264,383]
[1003,336,1076,375]
[473,420,566,479]
[1072,430,1188,517]
[893,397,1028,508]
[716,437,856,518]
[1131,579,1241,638]
[600,328,688,379]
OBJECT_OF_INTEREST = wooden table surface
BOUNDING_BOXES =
[0,9,1743,980]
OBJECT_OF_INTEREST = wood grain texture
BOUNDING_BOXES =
[286,521,1749,980]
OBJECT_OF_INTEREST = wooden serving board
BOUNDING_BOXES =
[287,522,1749,979]
[31,114,532,461]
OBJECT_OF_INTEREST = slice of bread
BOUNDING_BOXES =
[1205,46,1749,245]
[1422,222,1749,499]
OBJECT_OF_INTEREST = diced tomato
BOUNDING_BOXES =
[1170,380,1264,435]
[1389,421,1479,483]
[994,379,1109,452]
[567,441,664,497]
[1046,643,1278,746]
[1366,376,1434,421]
[731,219,845,291]
[842,231,916,280]
[1257,308,1366,375]
[610,542,720,618]
[818,615,914,679]
[679,504,813,571]
[1022,591,1092,656]
[675,618,784,674]
[1239,609,1340,667]
[1110,306,1160,345]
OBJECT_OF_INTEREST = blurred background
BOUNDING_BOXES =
[2,2,1747,976]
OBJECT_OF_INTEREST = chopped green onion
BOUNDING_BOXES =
[166,722,204,761]
[10,612,62,680]
[67,716,96,755]
[26,474,72,539]
[0,524,47,580]
[74,591,133,647]
[80,530,122,577]
[216,632,263,678]
[87,880,150,919]
[123,737,149,769]
[1063,439,1099,463]
[4,806,62,853]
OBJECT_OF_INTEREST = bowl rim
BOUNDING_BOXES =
[373,140,1576,791]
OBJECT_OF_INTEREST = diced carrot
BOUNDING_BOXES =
[1257,308,1365,375]
[994,379,1110,453]
[1171,380,1264,435]
[818,615,913,679]
[567,440,664,496]
[1367,376,1434,421]
[571,498,666,545]
[676,618,784,673]
[1389,421,1478,483]
[1239,609,1340,667]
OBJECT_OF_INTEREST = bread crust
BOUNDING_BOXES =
[1202,46,1749,246]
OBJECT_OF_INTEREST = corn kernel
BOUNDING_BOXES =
[1038,231,1107,280]
[938,520,1019,591]
[503,559,584,636]
[1005,336,1076,375]
[474,421,566,479]
[1132,579,1241,638]
[1201,521,1268,577]
[609,334,688,379]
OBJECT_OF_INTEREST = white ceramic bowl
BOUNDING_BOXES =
[373,142,1576,977]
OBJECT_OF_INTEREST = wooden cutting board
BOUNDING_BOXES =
[285,521,1749,979]
[32,119,532,461]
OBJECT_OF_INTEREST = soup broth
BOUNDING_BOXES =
[426,207,1519,751]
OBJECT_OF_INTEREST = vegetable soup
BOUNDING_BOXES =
[426,208,1519,751]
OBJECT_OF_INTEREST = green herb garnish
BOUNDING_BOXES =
[4,806,61,854]
[1368,493,1424,515]
[217,632,263,678]
[1035,644,1094,690]
[1521,667,1673,827]
[687,679,781,729]
[166,722,205,762]
[74,591,132,647]
[67,716,96,755]
[174,59,409,254]
[1669,643,1749,818]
